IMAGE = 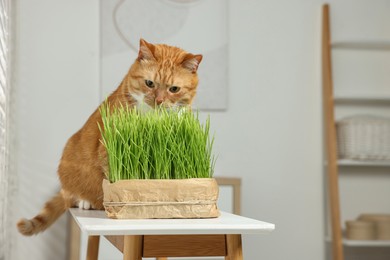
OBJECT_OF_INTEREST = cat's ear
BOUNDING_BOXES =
[181,54,203,73]
[138,38,156,61]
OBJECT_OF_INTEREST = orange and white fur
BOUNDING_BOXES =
[17,39,202,236]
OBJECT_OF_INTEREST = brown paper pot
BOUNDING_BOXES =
[102,178,220,219]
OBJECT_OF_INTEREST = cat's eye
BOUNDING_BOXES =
[145,80,154,88]
[169,86,180,93]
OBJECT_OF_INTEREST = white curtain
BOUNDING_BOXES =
[0,0,15,259]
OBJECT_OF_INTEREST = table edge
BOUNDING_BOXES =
[69,208,275,236]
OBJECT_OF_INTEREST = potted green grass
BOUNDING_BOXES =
[99,103,219,219]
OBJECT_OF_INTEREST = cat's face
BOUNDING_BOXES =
[125,39,202,109]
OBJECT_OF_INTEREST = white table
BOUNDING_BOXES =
[70,208,275,260]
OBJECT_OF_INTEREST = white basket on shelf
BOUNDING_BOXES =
[337,115,390,161]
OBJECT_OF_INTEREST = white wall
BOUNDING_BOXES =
[14,1,390,260]
[14,0,99,259]
[213,1,324,259]
[13,0,324,260]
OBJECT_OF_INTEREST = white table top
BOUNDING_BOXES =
[70,208,275,236]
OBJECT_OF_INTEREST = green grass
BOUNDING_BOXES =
[99,103,216,182]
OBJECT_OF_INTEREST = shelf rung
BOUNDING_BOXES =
[334,96,390,104]
[324,160,390,167]
[338,159,390,167]
[332,40,390,50]
[326,237,390,247]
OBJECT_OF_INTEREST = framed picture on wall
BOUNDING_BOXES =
[100,0,228,110]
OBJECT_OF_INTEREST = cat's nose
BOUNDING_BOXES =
[155,97,164,105]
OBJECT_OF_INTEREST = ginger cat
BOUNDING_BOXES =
[17,39,202,236]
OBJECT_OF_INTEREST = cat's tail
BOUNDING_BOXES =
[17,190,72,236]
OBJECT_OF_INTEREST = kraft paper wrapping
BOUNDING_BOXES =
[102,178,220,219]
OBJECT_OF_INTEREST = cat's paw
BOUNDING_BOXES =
[78,200,92,210]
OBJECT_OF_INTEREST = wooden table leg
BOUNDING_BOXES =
[123,235,143,260]
[225,234,243,260]
[69,216,81,260]
[87,236,100,260]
